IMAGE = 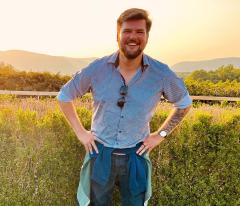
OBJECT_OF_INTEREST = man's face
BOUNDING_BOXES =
[117,19,148,59]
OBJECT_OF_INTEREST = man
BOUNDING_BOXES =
[57,8,192,206]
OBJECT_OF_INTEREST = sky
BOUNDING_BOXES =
[0,0,240,65]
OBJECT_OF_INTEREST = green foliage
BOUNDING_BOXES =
[0,63,70,91]
[150,109,168,132]
[150,110,240,206]
[187,65,240,83]
[1,99,240,205]
[80,93,93,103]
[0,107,84,206]
[0,62,16,74]
[185,78,240,97]
[1,63,240,98]
[237,101,240,107]
[0,94,17,101]
[184,65,240,97]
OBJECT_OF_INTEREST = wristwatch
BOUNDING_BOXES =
[158,130,167,138]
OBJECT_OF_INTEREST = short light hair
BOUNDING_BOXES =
[117,8,152,34]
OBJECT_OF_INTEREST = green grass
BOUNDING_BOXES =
[0,97,239,206]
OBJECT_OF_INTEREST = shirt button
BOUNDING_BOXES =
[118,131,122,133]
[121,115,124,118]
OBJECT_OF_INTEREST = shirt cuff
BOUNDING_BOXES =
[173,93,192,109]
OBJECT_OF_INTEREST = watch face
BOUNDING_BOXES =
[160,131,167,137]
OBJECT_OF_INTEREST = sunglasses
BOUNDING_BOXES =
[117,85,128,108]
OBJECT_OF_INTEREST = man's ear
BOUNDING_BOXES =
[146,33,149,43]
[116,26,120,42]
[117,32,119,42]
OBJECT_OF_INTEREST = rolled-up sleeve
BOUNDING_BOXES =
[162,73,192,109]
[173,92,192,109]
[57,67,92,102]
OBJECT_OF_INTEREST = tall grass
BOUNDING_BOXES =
[0,96,239,206]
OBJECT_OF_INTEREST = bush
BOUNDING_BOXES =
[0,101,239,205]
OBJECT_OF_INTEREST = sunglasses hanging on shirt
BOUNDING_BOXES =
[117,74,128,108]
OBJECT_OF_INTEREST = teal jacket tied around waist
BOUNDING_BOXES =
[90,142,147,196]
[77,150,152,206]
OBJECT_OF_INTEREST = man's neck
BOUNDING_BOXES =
[119,52,143,73]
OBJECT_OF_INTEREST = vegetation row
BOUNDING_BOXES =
[0,99,239,205]
[1,63,240,97]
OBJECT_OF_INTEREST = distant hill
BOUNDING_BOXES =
[0,50,96,75]
[171,57,240,72]
[1,50,239,74]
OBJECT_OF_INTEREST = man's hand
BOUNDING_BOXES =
[136,106,192,155]
[136,133,164,155]
[77,130,99,154]
[58,101,99,154]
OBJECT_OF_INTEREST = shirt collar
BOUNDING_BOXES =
[107,51,150,72]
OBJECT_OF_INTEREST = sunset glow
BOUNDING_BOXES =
[0,0,239,65]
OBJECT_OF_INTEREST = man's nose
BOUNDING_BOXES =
[128,31,138,39]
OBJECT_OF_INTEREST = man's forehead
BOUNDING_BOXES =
[121,19,147,30]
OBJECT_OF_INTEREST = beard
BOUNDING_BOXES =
[120,46,143,59]
[118,39,145,59]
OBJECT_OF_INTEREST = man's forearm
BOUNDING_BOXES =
[58,101,86,136]
[58,101,98,153]
[157,105,191,136]
[137,105,192,155]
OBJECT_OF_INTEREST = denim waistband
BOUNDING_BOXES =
[112,142,143,155]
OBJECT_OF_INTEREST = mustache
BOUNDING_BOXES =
[126,40,139,44]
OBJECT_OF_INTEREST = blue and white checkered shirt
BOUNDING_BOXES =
[57,51,192,148]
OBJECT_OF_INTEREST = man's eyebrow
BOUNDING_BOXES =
[122,28,145,31]
[136,29,145,31]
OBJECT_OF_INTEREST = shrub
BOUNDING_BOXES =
[0,100,239,205]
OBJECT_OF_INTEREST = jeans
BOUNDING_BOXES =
[89,153,146,206]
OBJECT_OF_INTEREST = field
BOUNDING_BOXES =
[0,96,240,206]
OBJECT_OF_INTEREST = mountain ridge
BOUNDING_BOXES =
[0,50,239,74]
[171,57,240,72]
[0,50,97,75]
